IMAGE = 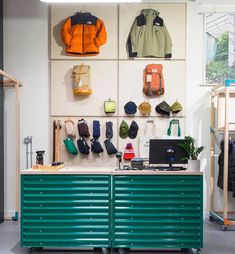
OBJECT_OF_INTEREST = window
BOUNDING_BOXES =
[205,13,235,85]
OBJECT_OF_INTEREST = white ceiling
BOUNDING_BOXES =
[196,0,235,4]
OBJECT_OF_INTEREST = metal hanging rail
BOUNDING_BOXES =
[210,79,235,230]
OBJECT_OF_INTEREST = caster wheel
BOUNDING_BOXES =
[27,247,33,253]
[209,216,214,221]
[221,225,228,231]
[118,248,126,254]
[102,247,110,254]
[192,248,201,254]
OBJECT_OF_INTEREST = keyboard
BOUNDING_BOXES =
[144,166,186,171]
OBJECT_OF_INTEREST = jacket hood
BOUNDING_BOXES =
[141,9,160,17]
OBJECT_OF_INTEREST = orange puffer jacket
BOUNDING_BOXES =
[62,12,107,56]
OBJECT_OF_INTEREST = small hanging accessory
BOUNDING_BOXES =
[64,138,78,155]
[104,121,118,155]
[77,118,90,137]
[77,137,90,155]
[93,120,101,139]
[54,120,62,162]
[104,98,116,113]
[71,64,92,96]
[106,121,113,139]
[167,119,181,137]
[91,120,104,154]
[65,119,76,138]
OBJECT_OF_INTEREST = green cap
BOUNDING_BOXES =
[171,101,183,114]
[119,120,129,139]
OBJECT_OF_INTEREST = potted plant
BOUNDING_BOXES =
[178,136,205,171]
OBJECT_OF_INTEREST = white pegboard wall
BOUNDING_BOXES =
[50,3,187,165]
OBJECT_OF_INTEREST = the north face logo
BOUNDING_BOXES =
[155,22,160,26]
[87,21,92,24]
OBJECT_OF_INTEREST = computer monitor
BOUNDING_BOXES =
[149,139,187,167]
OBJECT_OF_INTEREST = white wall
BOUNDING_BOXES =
[186,2,211,211]
[3,0,49,217]
[3,0,235,216]
[186,2,235,212]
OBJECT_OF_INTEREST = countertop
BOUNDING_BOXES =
[20,167,203,175]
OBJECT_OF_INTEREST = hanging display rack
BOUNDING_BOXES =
[210,79,235,230]
[0,69,21,221]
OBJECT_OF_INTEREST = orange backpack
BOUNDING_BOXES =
[143,64,164,96]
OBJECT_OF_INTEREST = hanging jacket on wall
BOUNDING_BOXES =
[62,12,107,56]
[127,9,172,58]
[217,140,235,197]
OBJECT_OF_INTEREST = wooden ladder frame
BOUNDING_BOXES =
[0,69,21,221]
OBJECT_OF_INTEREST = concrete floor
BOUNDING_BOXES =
[0,219,234,254]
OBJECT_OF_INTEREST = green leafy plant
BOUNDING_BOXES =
[178,136,205,160]
[206,32,235,85]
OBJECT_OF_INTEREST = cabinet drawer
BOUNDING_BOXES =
[21,175,111,248]
[112,175,203,249]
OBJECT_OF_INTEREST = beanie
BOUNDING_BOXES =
[123,143,135,160]
[138,102,151,116]
[124,101,137,115]
[171,101,183,114]
[155,101,171,116]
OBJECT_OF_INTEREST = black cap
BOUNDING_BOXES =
[128,121,139,139]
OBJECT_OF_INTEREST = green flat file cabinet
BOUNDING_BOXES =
[21,175,111,248]
[112,175,203,250]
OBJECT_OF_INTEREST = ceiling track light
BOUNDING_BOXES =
[40,0,142,3]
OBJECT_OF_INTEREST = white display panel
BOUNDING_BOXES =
[119,3,186,59]
[118,60,186,117]
[51,4,118,59]
[51,60,118,116]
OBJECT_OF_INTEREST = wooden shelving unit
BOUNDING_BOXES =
[210,79,235,230]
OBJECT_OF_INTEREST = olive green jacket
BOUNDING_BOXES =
[127,9,172,58]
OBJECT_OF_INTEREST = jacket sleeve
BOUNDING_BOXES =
[163,24,172,58]
[94,19,107,47]
[62,18,72,46]
[127,19,138,57]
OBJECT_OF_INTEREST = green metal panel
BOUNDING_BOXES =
[21,175,111,248]
[112,175,203,249]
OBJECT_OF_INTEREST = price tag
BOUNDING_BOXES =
[146,74,152,82]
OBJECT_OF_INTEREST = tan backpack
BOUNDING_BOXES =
[71,64,92,96]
